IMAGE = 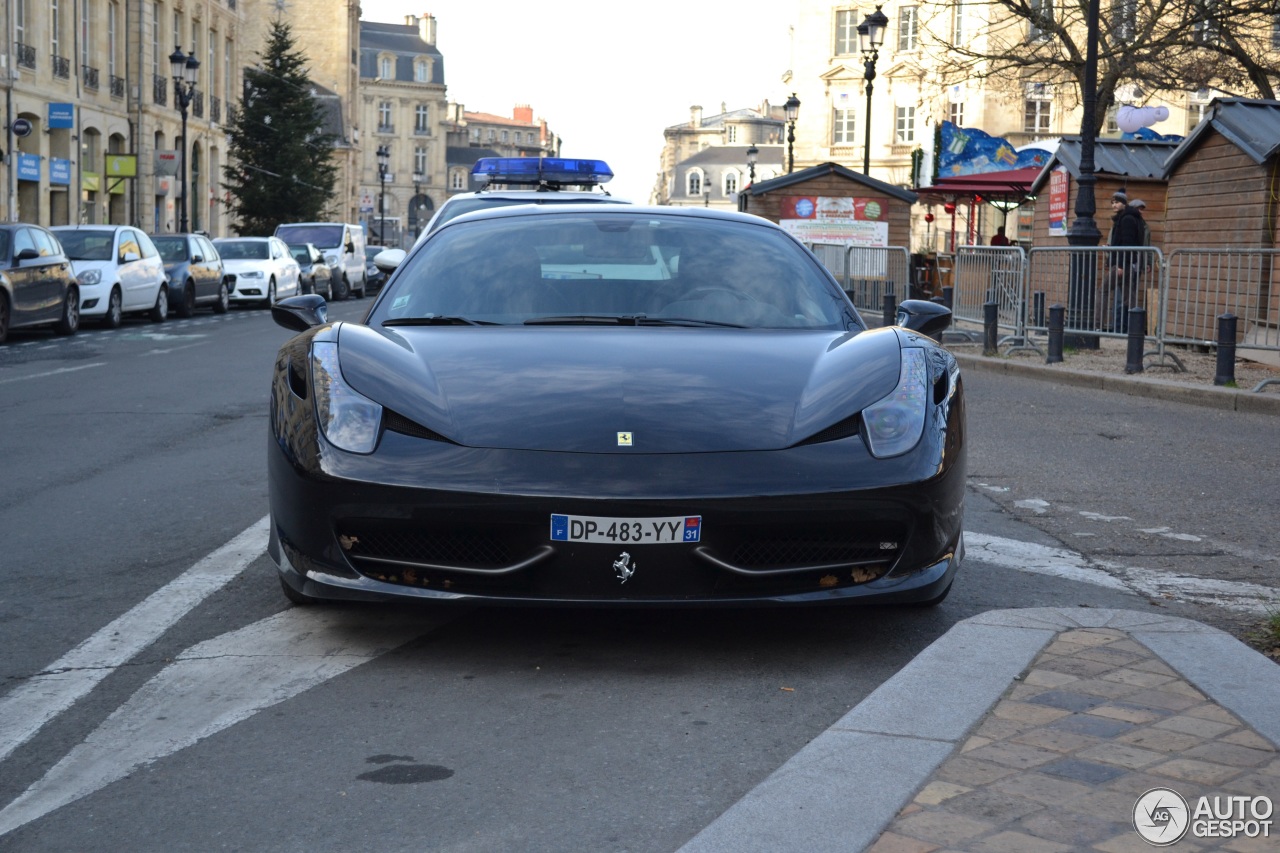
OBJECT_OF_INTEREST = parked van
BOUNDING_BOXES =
[273,222,366,300]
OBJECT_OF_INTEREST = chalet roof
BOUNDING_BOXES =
[916,166,1041,202]
[1164,97,1280,169]
[1028,137,1180,193]
[359,21,445,85]
[745,162,918,204]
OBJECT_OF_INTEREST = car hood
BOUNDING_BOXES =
[334,323,904,453]
[67,259,117,273]
[222,259,269,270]
[163,261,190,276]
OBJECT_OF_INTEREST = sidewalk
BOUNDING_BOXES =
[679,609,1280,853]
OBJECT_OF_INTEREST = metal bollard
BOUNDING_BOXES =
[1046,304,1064,363]
[883,293,896,327]
[1214,313,1238,386]
[1033,291,1046,328]
[983,301,998,356]
[941,286,953,310]
[1124,308,1145,374]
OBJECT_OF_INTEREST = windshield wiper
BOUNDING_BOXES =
[635,316,746,328]
[382,316,497,327]
[524,314,646,326]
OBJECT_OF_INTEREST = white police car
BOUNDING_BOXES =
[415,157,626,248]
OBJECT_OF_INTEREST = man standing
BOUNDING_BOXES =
[990,225,1011,246]
[1106,192,1146,332]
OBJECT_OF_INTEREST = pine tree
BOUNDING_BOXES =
[222,19,338,235]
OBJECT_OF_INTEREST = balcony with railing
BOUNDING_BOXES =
[377,124,395,135]
[110,75,125,99]
[15,42,36,70]
[53,55,70,79]
[211,96,221,123]
[153,75,168,105]
[83,66,100,90]
[192,91,204,118]
[413,126,432,137]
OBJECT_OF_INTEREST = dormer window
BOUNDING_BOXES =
[414,58,431,82]
[379,55,393,79]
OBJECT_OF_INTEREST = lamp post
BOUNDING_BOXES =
[1066,0,1102,343]
[169,46,200,233]
[411,171,424,240]
[857,5,889,176]
[376,145,390,246]
[784,93,800,173]
[746,143,758,184]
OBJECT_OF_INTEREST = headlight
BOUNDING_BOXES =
[862,347,928,458]
[77,269,102,285]
[324,253,339,266]
[239,270,264,278]
[311,341,382,454]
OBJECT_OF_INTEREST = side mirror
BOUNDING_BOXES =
[122,251,141,263]
[895,299,952,340]
[345,241,355,253]
[14,247,41,262]
[373,248,406,274]
[191,254,203,264]
[272,293,329,332]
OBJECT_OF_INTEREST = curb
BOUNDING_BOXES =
[952,352,1280,415]
[677,608,1280,853]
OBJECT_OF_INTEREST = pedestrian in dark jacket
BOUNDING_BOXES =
[1104,191,1146,332]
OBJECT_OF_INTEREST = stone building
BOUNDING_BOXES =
[443,104,560,195]
[652,103,786,205]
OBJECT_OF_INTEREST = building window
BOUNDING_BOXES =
[1273,14,1280,50]
[470,127,480,142]
[451,170,464,190]
[895,106,915,143]
[53,0,64,58]
[724,171,738,195]
[952,0,964,43]
[833,108,856,144]
[1104,107,1119,134]
[414,59,430,82]
[82,0,92,67]
[415,104,429,133]
[1028,0,1053,41]
[727,125,738,143]
[414,146,427,175]
[487,129,496,142]
[14,0,24,48]
[225,38,233,107]
[1193,0,1220,45]
[687,171,702,196]
[378,101,392,130]
[1112,0,1136,42]
[898,6,918,51]
[380,55,393,78]
[948,101,964,127]
[1024,99,1052,134]
[835,9,858,54]
[501,130,508,143]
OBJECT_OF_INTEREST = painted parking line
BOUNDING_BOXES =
[0,607,440,837]
[0,362,107,385]
[0,516,269,764]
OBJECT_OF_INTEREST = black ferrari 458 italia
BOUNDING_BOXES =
[268,205,965,607]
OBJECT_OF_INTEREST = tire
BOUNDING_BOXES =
[0,292,9,344]
[55,286,80,335]
[176,281,195,318]
[213,281,229,314]
[150,284,169,322]
[262,277,276,309]
[280,575,317,606]
[323,276,333,301]
[335,275,350,302]
[102,287,123,328]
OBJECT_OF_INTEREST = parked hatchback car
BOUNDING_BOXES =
[288,243,334,300]
[363,245,388,294]
[213,237,300,307]
[51,225,168,327]
[0,223,80,343]
[151,233,230,317]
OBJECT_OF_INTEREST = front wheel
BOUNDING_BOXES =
[150,284,169,322]
[102,287,123,328]
[212,281,229,314]
[56,286,80,335]
[0,293,10,343]
[176,281,196,318]
[334,275,350,302]
[262,278,277,308]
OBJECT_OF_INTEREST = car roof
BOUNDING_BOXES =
[433,202,776,231]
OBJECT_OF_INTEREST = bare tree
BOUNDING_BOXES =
[918,0,1280,130]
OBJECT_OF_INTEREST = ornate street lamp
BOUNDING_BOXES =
[169,46,200,233]
[784,93,800,173]
[1066,0,1103,342]
[746,143,758,184]
[857,5,889,176]
[376,145,390,246]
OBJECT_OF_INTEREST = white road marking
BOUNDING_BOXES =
[967,532,1279,614]
[0,609,438,837]
[0,362,107,385]
[0,516,269,764]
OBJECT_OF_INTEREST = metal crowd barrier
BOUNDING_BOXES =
[804,242,1278,389]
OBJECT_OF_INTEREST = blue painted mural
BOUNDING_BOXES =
[938,121,1053,177]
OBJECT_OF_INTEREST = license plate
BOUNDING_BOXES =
[550,514,701,544]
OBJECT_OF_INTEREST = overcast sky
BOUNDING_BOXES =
[356,1,797,201]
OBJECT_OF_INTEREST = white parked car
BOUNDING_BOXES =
[51,225,169,327]
[213,237,300,308]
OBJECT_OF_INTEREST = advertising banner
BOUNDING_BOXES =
[1048,167,1069,236]
[779,196,889,246]
[50,158,71,185]
[47,103,75,129]
[16,153,41,182]
[154,150,179,177]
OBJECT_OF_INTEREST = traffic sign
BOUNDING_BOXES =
[11,118,32,137]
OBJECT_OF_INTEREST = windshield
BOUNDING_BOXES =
[215,240,269,260]
[152,236,189,262]
[275,224,345,249]
[55,230,115,261]
[432,195,617,233]
[374,212,855,330]
[289,246,312,263]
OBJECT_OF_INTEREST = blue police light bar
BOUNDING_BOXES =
[471,157,614,187]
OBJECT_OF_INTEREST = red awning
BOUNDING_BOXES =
[915,166,1041,201]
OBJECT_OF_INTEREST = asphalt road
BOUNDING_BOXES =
[0,303,1274,851]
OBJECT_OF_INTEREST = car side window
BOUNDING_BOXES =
[199,236,219,262]
[13,227,37,257]
[30,228,57,257]
[136,230,160,259]
[118,233,141,262]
